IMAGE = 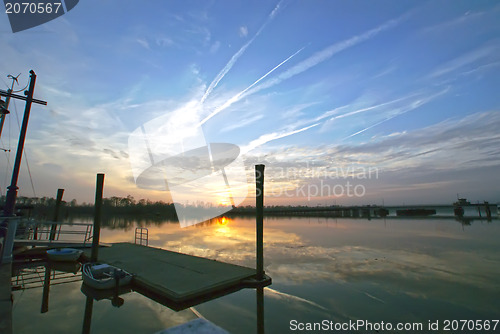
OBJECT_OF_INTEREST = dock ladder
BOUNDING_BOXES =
[135,227,148,246]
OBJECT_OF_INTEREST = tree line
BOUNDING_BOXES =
[0,195,178,221]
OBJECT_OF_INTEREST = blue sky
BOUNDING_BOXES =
[0,0,499,206]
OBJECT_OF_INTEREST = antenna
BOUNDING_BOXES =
[7,73,20,86]
[0,73,21,139]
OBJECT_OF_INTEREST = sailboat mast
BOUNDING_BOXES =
[0,74,19,139]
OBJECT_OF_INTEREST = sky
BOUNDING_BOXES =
[0,0,499,207]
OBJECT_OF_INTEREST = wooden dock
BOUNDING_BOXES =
[0,263,12,334]
[83,242,270,311]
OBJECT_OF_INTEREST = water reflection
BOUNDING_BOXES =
[12,261,198,333]
[256,287,264,334]
[82,295,93,334]
[12,215,500,333]
[78,266,267,334]
[81,284,131,334]
[41,265,51,313]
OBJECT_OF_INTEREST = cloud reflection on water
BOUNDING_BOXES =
[95,215,500,323]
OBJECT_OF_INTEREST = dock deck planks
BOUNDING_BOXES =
[83,243,264,309]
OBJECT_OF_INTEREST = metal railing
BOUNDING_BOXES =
[28,220,94,245]
[12,264,81,290]
[134,227,148,246]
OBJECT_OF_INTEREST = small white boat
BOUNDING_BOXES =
[46,248,83,262]
[82,263,133,290]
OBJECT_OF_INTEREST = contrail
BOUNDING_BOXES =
[240,12,410,98]
[343,115,400,141]
[241,122,319,154]
[209,10,411,152]
[200,0,286,104]
[201,46,305,124]
[342,87,449,141]
[238,92,414,153]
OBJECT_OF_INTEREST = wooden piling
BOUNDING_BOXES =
[485,201,492,220]
[90,174,105,263]
[41,266,51,313]
[82,295,94,334]
[255,164,265,281]
[256,286,264,334]
[49,189,64,241]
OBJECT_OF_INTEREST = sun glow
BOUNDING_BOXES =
[213,187,236,207]
[214,216,232,235]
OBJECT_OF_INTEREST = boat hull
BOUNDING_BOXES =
[46,248,83,262]
[82,263,133,290]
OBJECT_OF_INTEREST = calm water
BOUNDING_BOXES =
[12,216,500,333]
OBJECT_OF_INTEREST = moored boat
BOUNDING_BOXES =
[453,197,471,206]
[46,248,83,262]
[82,263,133,290]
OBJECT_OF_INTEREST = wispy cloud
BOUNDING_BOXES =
[239,26,248,38]
[209,41,220,54]
[281,102,320,119]
[201,46,304,124]
[241,110,500,204]
[136,38,150,50]
[199,0,286,104]
[238,87,441,155]
[241,12,410,97]
[241,123,318,154]
[320,95,415,125]
[156,36,173,48]
[421,10,485,34]
[341,87,450,140]
[220,114,264,133]
[429,43,499,79]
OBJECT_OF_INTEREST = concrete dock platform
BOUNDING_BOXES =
[83,243,270,310]
[0,263,12,334]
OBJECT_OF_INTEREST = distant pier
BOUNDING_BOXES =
[229,203,499,219]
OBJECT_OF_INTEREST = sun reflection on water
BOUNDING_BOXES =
[215,216,231,235]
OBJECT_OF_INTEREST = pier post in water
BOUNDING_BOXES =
[255,164,265,281]
[49,188,64,241]
[485,201,492,220]
[91,174,105,262]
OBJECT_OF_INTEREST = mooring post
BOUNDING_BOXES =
[256,286,265,334]
[49,188,64,241]
[485,201,492,220]
[41,266,51,313]
[255,164,265,281]
[82,295,94,334]
[91,174,104,263]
